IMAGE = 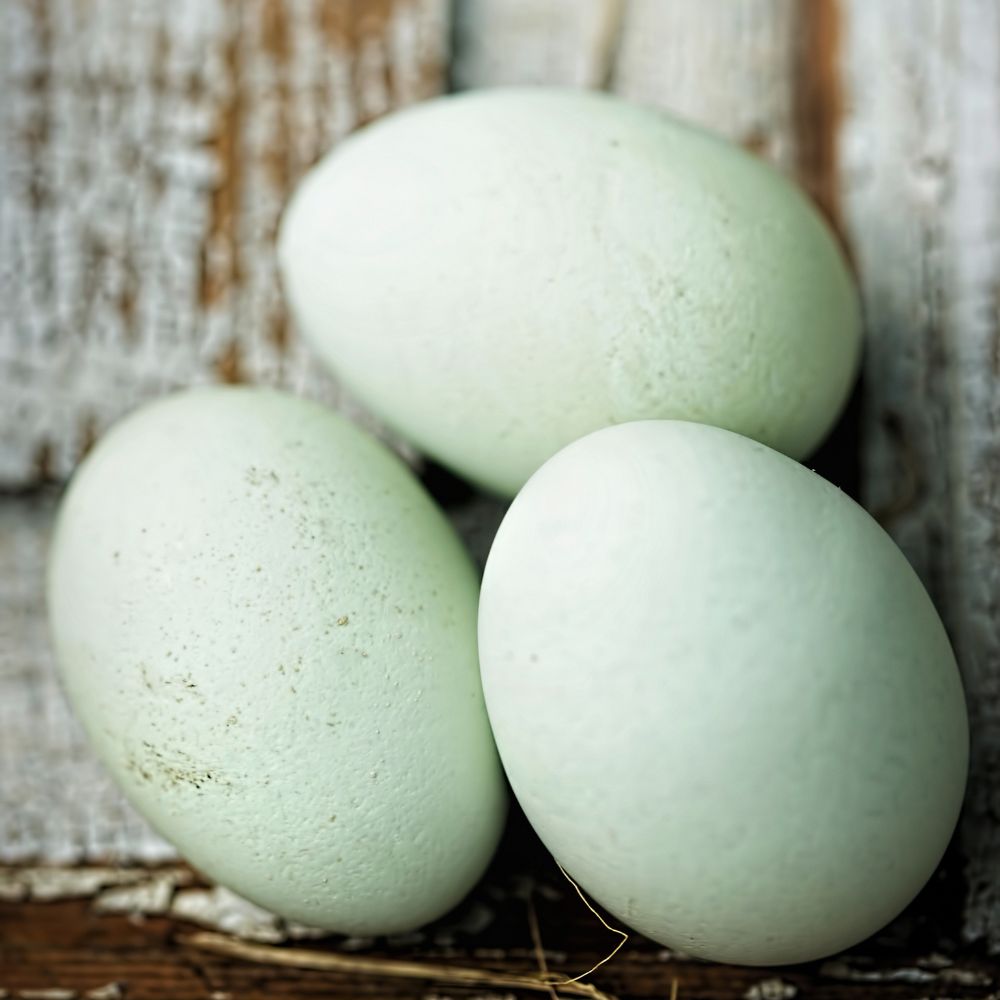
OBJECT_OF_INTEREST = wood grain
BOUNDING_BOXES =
[1,856,998,999]
[0,0,446,488]
[838,0,1000,948]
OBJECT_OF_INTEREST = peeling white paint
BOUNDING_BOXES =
[92,872,183,914]
[169,884,325,942]
[744,979,798,1000]
[0,0,445,487]
[0,865,190,901]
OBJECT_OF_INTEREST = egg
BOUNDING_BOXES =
[478,420,968,965]
[48,387,507,933]
[278,87,861,497]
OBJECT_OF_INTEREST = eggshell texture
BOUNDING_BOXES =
[279,87,861,496]
[48,387,507,934]
[478,420,968,965]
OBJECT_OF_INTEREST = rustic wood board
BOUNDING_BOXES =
[836,0,1000,948]
[452,0,624,89]
[0,0,446,487]
[2,843,998,999]
[0,0,447,861]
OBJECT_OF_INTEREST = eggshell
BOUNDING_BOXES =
[478,420,968,965]
[279,87,861,496]
[48,387,507,934]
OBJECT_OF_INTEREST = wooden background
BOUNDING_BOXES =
[4,0,1000,997]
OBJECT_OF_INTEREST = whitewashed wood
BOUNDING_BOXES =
[0,0,446,487]
[839,0,955,598]
[950,4,1000,947]
[840,0,1000,948]
[0,496,174,863]
[841,0,980,942]
[451,0,624,89]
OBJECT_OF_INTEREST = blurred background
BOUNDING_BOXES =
[3,1,1000,997]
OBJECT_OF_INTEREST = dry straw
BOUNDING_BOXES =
[181,860,649,1000]
[181,930,619,999]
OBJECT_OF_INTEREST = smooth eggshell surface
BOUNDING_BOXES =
[48,388,507,934]
[279,88,861,496]
[478,420,968,965]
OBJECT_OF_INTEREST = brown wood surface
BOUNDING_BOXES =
[1,906,994,1000]
[1,813,999,1000]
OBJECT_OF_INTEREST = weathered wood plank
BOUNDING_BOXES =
[0,0,446,488]
[1,891,998,999]
[950,1,1000,946]
[839,0,1000,949]
[0,0,448,856]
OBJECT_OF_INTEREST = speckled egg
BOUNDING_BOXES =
[279,88,861,496]
[48,387,507,933]
[478,420,968,965]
